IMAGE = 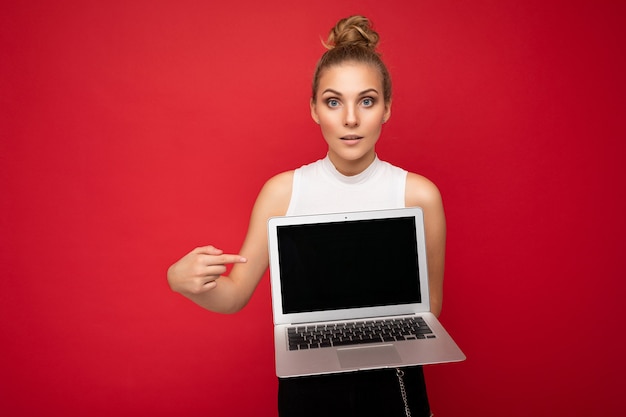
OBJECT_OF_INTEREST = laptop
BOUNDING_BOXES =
[267,207,465,378]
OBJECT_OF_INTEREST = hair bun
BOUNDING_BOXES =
[325,15,380,51]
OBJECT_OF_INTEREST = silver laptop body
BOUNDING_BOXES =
[267,207,465,378]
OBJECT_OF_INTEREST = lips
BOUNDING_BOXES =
[340,135,364,140]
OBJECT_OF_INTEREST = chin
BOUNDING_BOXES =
[335,150,375,163]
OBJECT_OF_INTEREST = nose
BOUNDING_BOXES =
[343,105,359,127]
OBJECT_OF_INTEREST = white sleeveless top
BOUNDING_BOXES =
[286,155,407,216]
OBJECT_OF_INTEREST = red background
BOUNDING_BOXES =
[2,1,625,416]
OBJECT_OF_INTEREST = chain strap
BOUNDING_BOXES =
[395,368,412,417]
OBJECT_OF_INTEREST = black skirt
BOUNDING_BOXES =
[278,366,430,417]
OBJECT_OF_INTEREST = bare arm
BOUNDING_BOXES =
[405,173,446,318]
[167,171,293,313]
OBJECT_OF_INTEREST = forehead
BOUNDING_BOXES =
[317,62,383,94]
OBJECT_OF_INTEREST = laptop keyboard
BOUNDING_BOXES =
[287,316,436,351]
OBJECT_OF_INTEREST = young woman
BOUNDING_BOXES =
[167,15,445,417]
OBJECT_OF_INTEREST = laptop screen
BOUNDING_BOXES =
[276,216,422,314]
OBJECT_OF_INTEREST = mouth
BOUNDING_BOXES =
[340,135,364,141]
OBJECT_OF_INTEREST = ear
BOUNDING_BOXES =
[310,98,320,124]
[383,100,392,123]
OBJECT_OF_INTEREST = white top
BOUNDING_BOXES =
[286,155,408,216]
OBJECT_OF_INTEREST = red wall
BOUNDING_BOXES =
[2,1,625,416]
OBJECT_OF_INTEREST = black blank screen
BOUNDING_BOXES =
[277,217,422,314]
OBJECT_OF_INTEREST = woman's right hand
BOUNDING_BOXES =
[166,245,247,295]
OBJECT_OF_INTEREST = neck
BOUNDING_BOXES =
[327,151,376,176]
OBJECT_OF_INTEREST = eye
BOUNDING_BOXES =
[361,97,375,107]
[326,98,340,108]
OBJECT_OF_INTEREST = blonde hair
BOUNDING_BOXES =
[312,16,392,104]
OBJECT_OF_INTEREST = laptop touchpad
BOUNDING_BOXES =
[336,345,402,369]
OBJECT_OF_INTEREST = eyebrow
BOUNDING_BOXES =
[321,88,380,96]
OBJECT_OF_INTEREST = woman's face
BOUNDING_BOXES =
[311,62,391,176]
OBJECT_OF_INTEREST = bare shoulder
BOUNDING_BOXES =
[405,172,443,209]
[263,170,294,190]
[260,171,294,200]
[253,170,294,218]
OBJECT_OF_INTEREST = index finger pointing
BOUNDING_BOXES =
[215,254,247,265]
